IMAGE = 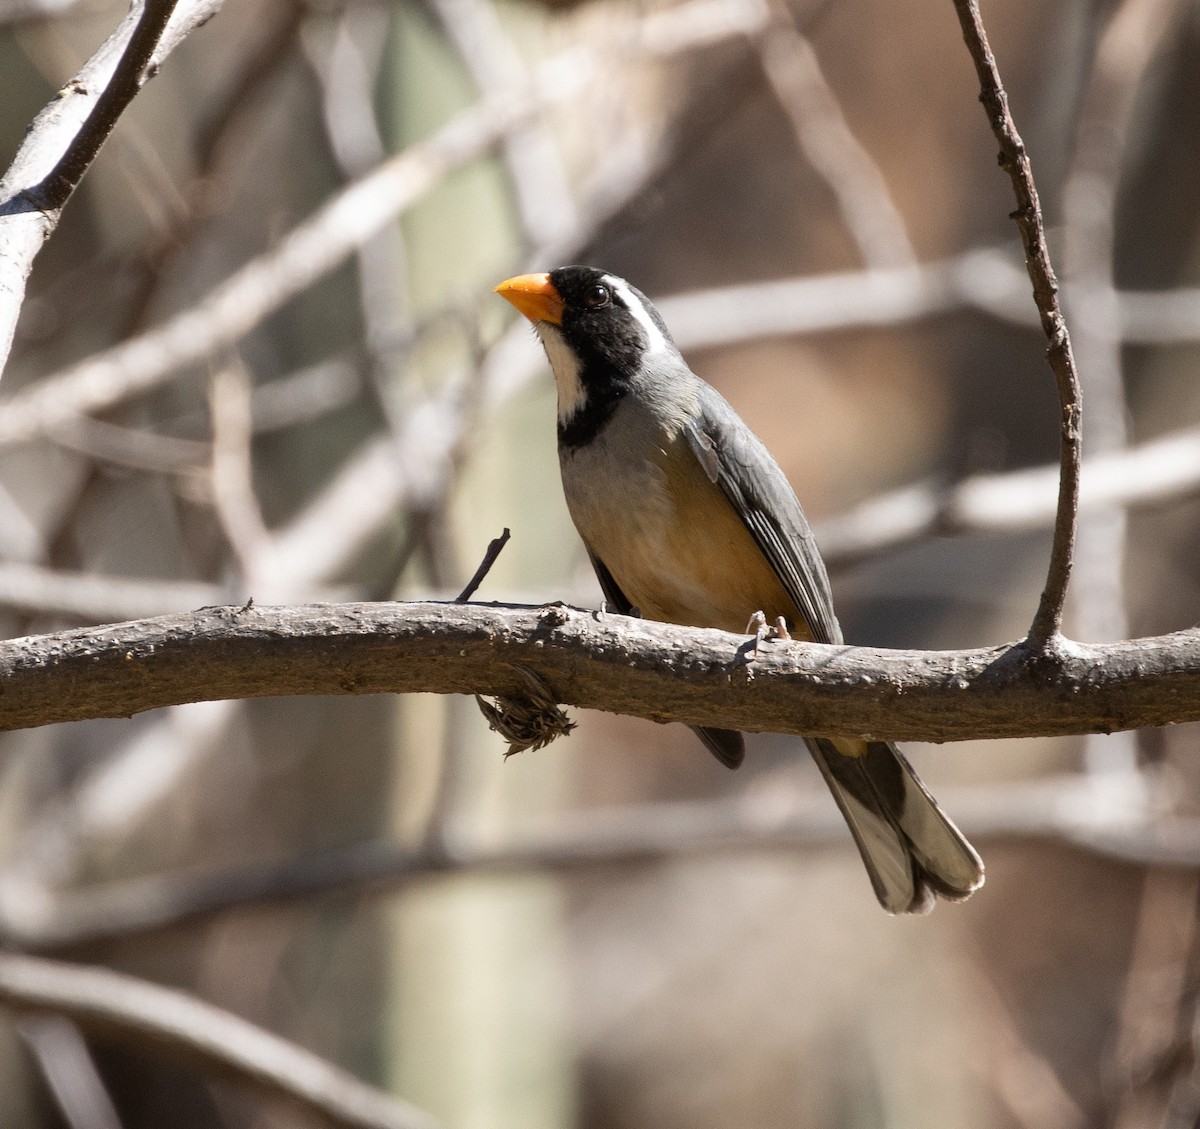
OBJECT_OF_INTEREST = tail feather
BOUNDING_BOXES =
[693,725,745,769]
[807,737,984,914]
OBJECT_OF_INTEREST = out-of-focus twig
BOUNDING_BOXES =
[0,0,222,378]
[0,952,441,1129]
[50,416,210,474]
[754,1,915,269]
[1063,0,1183,782]
[953,0,1083,647]
[303,2,413,440]
[1107,870,1199,1129]
[17,1015,126,1129]
[120,0,306,336]
[208,365,271,585]
[0,0,768,449]
[429,0,578,249]
[0,771,1184,950]
[0,561,231,621]
[0,0,87,24]
[5,408,1200,620]
[815,423,1200,564]
[967,966,1087,1129]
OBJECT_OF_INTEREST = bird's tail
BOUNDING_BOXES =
[692,725,745,769]
[807,737,984,914]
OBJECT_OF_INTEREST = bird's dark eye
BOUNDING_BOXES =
[583,283,611,309]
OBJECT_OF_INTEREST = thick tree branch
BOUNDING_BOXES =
[0,601,1197,740]
[0,952,440,1129]
[952,0,1084,647]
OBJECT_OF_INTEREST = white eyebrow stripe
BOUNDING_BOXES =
[607,275,670,358]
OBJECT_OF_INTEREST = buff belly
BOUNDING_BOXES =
[561,425,810,639]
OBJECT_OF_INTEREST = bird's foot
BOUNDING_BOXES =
[744,611,790,658]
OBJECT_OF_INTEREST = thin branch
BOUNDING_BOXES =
[0,562,228,621]
[0,0,765,450]
[951,0,1084,647]
[0,952,440,1129]
[428,0,578,249]
[17,1015,125,1129]
[754,2,915,269]
[0,0,223,378]
[815,423,1200,564]
[33,0,183,210]
[0,600,1197,739]
[208,365,271,583]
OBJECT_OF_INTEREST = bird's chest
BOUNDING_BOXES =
[559,419,794,632]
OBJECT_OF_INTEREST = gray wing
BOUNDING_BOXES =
[683,382,842,646]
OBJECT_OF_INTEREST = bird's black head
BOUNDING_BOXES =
[495,266,679,448]
[547,266,675,373]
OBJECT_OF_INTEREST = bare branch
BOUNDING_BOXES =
[951,0,1083,646]
[0,772,1181,950]
[0,0,765,451]
[0,561,229,621]
[429,0,578,248]
[0,601,1196,739]
[754,3,915,268]
[17,1015,125,1129]
[0,0,223,378]
[33,0,183,211]
[208,365,271,582]
[0,952,440,1129]
[816,424,1200,564]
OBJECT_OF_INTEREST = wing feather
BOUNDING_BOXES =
[682,385,840,645]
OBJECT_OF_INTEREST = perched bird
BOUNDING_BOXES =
[495,266,984,913]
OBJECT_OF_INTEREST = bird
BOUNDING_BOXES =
[495,265,984,913]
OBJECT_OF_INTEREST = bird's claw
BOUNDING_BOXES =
[744,611,790,658]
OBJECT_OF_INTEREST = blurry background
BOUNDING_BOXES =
[1,0,1199,1125]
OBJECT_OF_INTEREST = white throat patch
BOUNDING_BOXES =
[535,322,587,425]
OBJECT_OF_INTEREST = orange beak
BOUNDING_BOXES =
[494,273,564,325]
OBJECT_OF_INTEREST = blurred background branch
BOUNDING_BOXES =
[0,952,441,1129]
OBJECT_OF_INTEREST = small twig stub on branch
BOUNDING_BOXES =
[456,527,511,602]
